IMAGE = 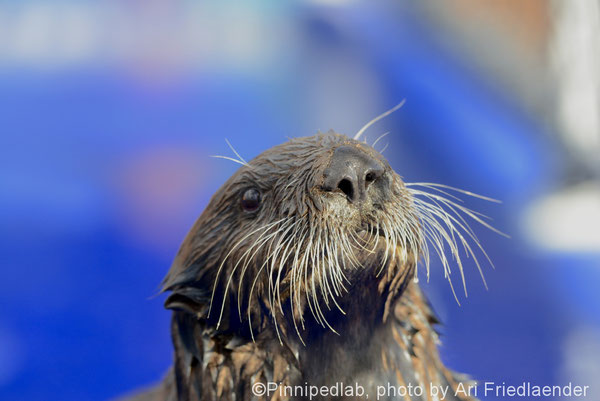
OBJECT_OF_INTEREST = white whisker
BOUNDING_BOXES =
[406,182,504,301]
[354,100,406,140]
[371,131,390,148]
[209,155,248,167]
[225,138,248,165]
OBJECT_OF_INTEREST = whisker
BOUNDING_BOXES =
[209,219,284,320]
[237,226,284,318]
[406,182,502,203]
[408,186,508,237]
[225,138,248,165]
[209,155,248,167]
[406,182,505,301]
[371,131,390,148]
[220,219,291,330]
[354,100,406,140]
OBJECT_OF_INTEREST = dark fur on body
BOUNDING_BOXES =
[123,132,481,401]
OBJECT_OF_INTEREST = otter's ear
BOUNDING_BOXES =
[162,215,218,316]
[164,285,210,317]
[162,257,212,316]
[161,237,214,313]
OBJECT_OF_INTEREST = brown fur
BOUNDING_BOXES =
[123,132,479,401]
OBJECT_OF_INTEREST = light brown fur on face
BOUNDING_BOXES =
[122,131,493,401]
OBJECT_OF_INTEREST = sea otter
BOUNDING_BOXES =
[123,112,498,401]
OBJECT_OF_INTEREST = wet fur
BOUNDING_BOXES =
[121,132,492,401]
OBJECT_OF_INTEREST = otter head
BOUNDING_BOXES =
[162,131,495,340]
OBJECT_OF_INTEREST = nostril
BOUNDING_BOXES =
[322,146,386,204]
[364,168,383,189]
[337,178,354,201]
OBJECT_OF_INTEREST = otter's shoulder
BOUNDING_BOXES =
[389,284,478,401]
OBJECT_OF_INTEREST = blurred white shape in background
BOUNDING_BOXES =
[551,0,600,166]
[524,182,600,252]
[524,1,600,253]
[0,2,291,75]
[561,325,600,400]
[307,0,355,5]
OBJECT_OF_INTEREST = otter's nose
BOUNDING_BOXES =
[322,146,385,203]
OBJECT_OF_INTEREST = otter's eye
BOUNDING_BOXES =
[241,188,261,212]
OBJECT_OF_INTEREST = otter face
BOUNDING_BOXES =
[162,131,495,339]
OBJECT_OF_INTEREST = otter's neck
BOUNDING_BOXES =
[167,282,475,401]
[291,282,474,401]
[292,276,411,383]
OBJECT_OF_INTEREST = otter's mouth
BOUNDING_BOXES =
[351,224,406,267]
[356,225,393,243]
[366,225,388,238]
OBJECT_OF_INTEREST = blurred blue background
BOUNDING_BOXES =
[1,1,599,400]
